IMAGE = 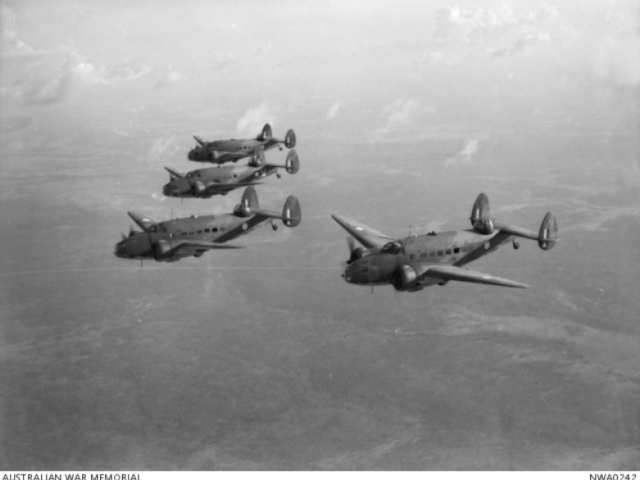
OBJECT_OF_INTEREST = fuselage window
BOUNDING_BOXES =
[453,247,460,254]
[409,254,414,260]
[437,250,444,256]
[445,248,452,255]
[429,252,435,258]
[212,227,218,232]
[181,232,187,236]
[197,230,203,234]
[204,228,210,233]
[421,252,427,258]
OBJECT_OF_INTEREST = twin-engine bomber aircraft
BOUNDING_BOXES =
[115,187,301,263]
[164,149,300,198]
[188,123,296,164]
[332,193,557,291]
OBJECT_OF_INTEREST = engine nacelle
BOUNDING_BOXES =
[152,239,180,261]
[391,265,420,291]
[348,247,371,264]
[191,180,206,196]
[248,146,266,167]
[473,217,495,235]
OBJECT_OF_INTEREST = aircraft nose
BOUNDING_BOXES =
[343,264,356,283]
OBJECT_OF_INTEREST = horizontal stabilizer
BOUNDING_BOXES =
[127,212,158,232]
[494,221,538,241]
[193,135,206,146]
[331,214,394,249]
[424,264,529,288]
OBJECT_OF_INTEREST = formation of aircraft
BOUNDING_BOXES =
[163,148,300,198]
[332,193,557,292]
[115,120,559,294]
[188,123,296,164]
[115,123,301,263]
[115,186,301,263]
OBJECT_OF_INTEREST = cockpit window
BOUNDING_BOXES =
[381,242,403,255]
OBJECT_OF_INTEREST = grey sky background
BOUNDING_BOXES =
[1,0,639,470]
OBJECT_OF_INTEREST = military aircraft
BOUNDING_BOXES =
[163,148,300,198]
[114,186,301,263]
[188,123,296,164]
[332,193,557,291]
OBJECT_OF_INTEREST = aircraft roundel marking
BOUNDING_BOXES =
[242,223,248,230]
[484,242,490,250]
[255,171,260,177]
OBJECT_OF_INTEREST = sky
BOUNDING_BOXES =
[1,0,639,470]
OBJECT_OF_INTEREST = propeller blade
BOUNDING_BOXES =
[121,232,126,241]
[347,236,355,254]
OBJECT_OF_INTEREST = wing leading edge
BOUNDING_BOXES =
[421,263,529,289]
[331,214,395,249]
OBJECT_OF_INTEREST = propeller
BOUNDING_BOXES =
[121,232,126,241]
[347,236,355,256]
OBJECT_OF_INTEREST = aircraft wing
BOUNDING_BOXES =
[204,181,263,193]
[331,214,395,249]
[212,151,251,163]
[176,240,244,252]
[422,264,529,288]
[127,212,158,232]
[164,167,184,179]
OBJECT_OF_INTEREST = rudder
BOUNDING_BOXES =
[282,195,301,228]
[285,150,300,174]
[258,124,272,141]
[538,212,558,250]
[285,129,296,148]
[241,186,259,210]
[470,193,490,226]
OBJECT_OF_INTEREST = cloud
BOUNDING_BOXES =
[593,30,640,86]
[327,101,341,119]
[8,54,150,106]
[368,98,419,143]
[235,102,276,137]
[490,33,550,59]
[445,138,480,167]
[148,136,179,158]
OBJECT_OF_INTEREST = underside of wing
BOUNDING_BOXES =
[424,264,529,288]
[127,212,158,232]
[205,181,262,193]
[179,240,244,250]
[331,214,395,249]
[216,151,249,162]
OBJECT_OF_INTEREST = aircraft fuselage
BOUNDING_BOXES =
[344,229,513,287]
[114,212,272,261]
[163,164,278,198]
